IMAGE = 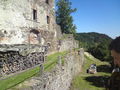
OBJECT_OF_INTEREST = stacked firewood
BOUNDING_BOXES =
[0,51,45,76]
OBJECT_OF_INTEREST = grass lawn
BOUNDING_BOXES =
[44,51,68,71]
[0,51,68,90]
[70,52,111,90]
[0,50,110,90]
[0,67,40,90]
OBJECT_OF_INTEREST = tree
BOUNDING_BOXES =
[56,0,77,34]
[88,42,112,62]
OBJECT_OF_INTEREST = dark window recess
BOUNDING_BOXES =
[46,0,49,4]
[33,9,37,20]
[4,31,7,34]
[30,29,39,35]
[47,16,50,24]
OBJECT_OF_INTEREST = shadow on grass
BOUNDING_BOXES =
[84,75,110,88]
[97,65,111,73]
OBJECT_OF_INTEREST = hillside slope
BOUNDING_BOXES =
[75,32,112,48]
[70,52,111,90]
[75,32,113,61]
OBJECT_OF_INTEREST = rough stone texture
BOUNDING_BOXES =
[0,44,47,76]
[0,0,57,45]
[0,1,82,89]
[17,49,84,90]
[55,25,62,39]
[0,0,80,79]
[58,34,79,52]
[0,0,79,54]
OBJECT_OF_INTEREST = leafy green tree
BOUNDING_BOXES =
[56,0,77,34]
[88,42,112,62]
[75,32,113,62]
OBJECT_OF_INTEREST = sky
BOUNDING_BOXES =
[70,0,120,39]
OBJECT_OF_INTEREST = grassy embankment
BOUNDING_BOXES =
[0,51,68,90]
[70,52,111,90]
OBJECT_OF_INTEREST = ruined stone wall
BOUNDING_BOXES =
[55,25,79,52]
[55,25,62,39]
[58,34,79,52]
[0,0,79,54]
[0,0,57,45]
[17,49,84,90]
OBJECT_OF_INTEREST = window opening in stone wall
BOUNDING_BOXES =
[4,31,7,34]
[29,29,40,44]
[46,0,49,4]
[47,42,51,48]
[33,9,37,21]
[30,29,39,34]
[47,16,50,24]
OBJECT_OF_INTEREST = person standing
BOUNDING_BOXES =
[107,36,120,90]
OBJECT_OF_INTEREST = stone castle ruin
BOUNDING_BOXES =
[0,0,57,46]
[0,0,78,76]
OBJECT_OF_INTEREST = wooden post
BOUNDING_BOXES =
[57,56,61,66]
[40,64,44,75]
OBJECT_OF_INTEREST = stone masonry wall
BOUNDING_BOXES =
[0,0,79,54]
[0,44,47,76]
[0,0,57,44]
[58,34,79,52]
[18,48,84,90]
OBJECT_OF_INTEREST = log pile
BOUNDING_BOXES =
[0,51,45,76]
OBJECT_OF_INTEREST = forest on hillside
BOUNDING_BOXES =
[75,32,113,62]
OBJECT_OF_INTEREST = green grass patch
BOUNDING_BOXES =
[0,51,68,90]
[44,51,68,71]
[70,53,111,90]
[0,66,40,90]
